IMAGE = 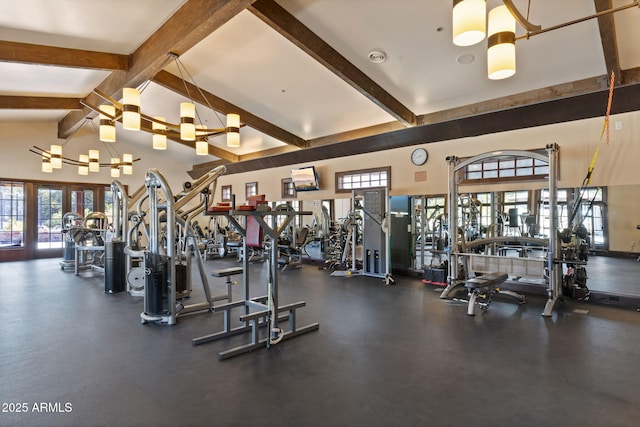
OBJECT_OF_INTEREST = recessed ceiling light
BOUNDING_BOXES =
[368,49,387,63]
[456,53,475,64]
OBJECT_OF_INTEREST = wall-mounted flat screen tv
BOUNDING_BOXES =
[291,166,320,191]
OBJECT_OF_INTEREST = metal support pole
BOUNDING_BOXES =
[440,156,459,299]
[543,144,560,317]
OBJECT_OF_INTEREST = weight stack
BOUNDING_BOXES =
[105,239,127,293]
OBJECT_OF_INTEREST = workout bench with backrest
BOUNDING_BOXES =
[464,271,526,316]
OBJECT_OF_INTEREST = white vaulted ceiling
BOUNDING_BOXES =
[1,0,639,168]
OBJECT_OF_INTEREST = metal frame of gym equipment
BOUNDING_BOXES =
[111,181,148,296]
[331,189,393,284]
[71,212,109,276]
[411,196,449,272]
[193,206,319,360]
[439,144,562,317]
[140,166,228,325]
[59,212,83,271]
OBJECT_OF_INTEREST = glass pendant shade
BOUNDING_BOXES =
[226,113,240,147]
[487,5,516,80]
[122,153,133,175]
[50,145,62,169]
[152,116,167,150]
[89,149,100,172]
[122,88,141,131]
[452,0,486,46]
[99,105,116,142]
[111,158,120,178]
[78,154,89,176]
[42,156,52,173]
[195,140,209,156]
[180,102,196,141]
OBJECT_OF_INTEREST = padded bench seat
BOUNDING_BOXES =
[465,272,508,290]
[463,271,525,316]
[212,267,244,277]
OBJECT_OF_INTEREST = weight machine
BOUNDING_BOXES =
[331,189,393,284]
[111,181,148,296]
[439,144,566,316]
[140,166,228,325]
[59,212,83,271]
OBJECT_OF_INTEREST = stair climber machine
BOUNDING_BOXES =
[140,166,228,325]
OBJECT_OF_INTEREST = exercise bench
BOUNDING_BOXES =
[211,267,243,303]
[464,272,526,316]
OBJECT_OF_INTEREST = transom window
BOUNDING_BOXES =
[336,167,390,193]
[462,152,549,183]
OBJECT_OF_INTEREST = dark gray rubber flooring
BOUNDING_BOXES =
[1,257,639,427]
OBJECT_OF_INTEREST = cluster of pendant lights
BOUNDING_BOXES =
[98,87,241,156]
[40,144,132,178]
[453,0,516,80]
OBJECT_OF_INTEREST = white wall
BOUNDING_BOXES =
[2,112,639,253]
[213,112,640,253]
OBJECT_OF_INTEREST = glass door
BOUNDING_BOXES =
[37,186,64,250]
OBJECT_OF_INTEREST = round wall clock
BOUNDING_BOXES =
[411,147,428,166]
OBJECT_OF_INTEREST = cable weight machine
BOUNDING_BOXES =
[140,166,227,325]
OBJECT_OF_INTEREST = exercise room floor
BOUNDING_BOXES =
[1,257,639,427]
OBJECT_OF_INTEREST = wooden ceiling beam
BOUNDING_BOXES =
[248,0,417,127]
[594,0,622,84]
[217,70,640,174]
[0,41,129,71]
[58,0,257,140]
[0,95,82,110]
[152,70,307,149]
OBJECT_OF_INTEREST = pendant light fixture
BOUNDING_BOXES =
[88,149,100,172]
[122,88,141,131]
[41,155,52,173]
[78,154,89,176]
[226,113,240,148]
[30,118,138,176]
[487,5,516,80]
[180,102,196,141]
[111,158,120,178]
[50,145,62,169]
[83,52,241,154]
[152,116,167,150]
[122,153,133,175]
[452,0,486,46]
[99,105,116,142]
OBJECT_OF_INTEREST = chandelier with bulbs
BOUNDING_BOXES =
[87,52,241,156]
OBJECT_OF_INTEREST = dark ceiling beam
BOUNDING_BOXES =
[248,0,417,127]
[0,41,129,71]
[594,0,622,84]
[57,0,257,140]
[152,70,307,149]
[219,77,640,174]
[0,95,82,110]
[307,121,408,148]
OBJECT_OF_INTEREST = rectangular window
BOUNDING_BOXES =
[221,185,232,202]
[0,182,25,248]
[245,182,258,200]
[335,167,390,193]
[281,178,296,199]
